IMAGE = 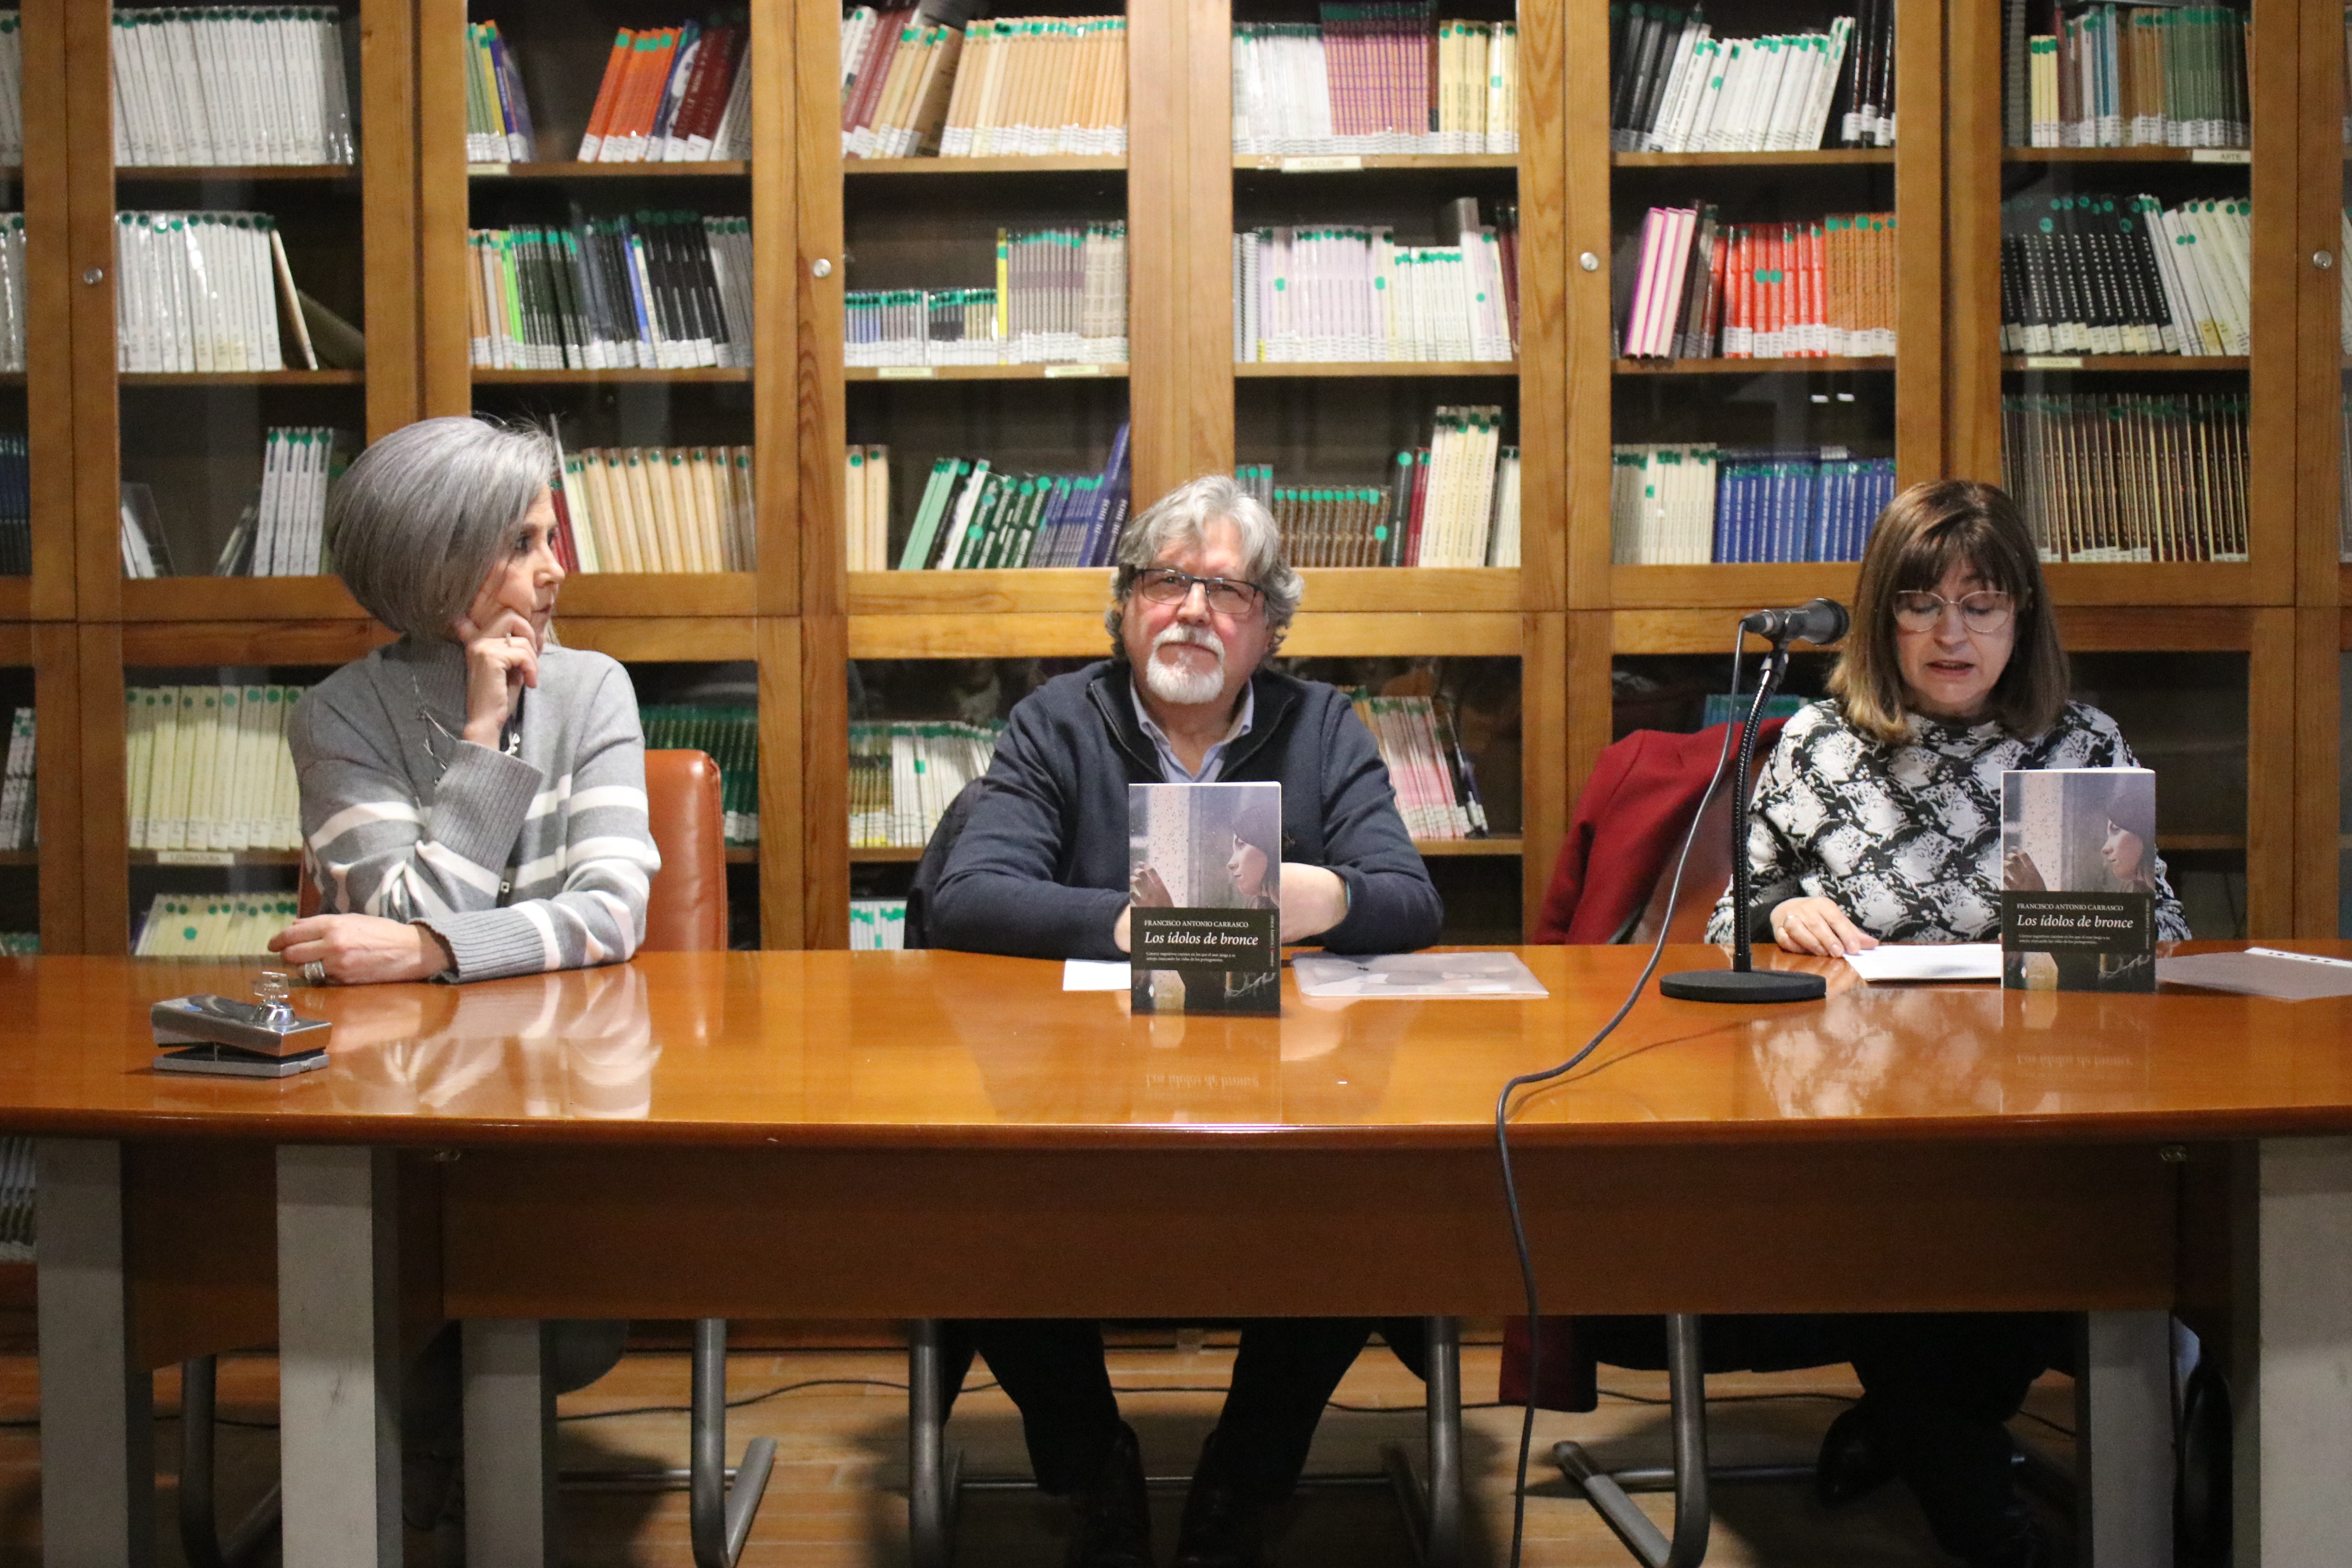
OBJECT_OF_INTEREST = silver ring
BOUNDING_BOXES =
[300,961,327,986]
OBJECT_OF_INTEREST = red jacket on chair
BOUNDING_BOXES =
[1531,718,1790,945]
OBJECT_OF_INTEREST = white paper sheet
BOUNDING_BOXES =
[2157,948,2352,1002]
[1062,959,1132,991]
[1841,943,2003,983]
[1292,951,1549,999]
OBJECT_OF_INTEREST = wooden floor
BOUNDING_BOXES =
[0,1324,2079,1566]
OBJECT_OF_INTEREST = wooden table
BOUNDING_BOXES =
[11,946,2352,1566]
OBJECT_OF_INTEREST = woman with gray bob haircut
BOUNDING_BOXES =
[266,414,661,988]
[1105,473,1304,652]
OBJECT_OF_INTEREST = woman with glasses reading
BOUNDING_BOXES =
[1675,479,2186,1568]
[1707,477,2187,958]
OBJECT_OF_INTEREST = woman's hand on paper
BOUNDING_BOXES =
[269,914,455,985]
[1768,897,1877,958]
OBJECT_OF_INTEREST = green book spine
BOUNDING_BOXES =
[897,457,962,570]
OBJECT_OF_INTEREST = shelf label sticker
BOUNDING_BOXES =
[2190,149,2251,165]
[1278,155,1364,172]
[1043,364,1105,377]
[466,164,514,176]
[877,365,936,379]
[155,851,234,867]
[2023,355,2085,369]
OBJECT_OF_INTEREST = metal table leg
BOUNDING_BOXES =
[691,1318,776,1568]
[1380,1316,1464,1568]
[276,1145,400,1568]
[177,1354,282,1568]
[907,1319,961,1568]
[37,1137,153,1568]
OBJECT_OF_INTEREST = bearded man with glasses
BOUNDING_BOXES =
[927,473,1441,1568]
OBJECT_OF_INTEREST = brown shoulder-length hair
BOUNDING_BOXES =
[1827,479,2067,744]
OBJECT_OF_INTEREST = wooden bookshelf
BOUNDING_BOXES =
[0,0,2340,953]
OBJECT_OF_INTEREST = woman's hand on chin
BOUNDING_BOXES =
[269,914,455,985]
[451,609,541,747]
[1768,897,1879,958]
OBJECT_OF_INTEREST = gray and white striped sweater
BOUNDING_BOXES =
[289,636,661,982]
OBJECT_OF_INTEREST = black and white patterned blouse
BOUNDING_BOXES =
[1704,698,2191,945]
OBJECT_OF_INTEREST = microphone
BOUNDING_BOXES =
[1740,597,1849,646]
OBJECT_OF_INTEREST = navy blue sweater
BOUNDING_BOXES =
[930,661,1444,961]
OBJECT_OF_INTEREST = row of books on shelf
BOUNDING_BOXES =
[1351,692,1487,839]
[125,684,305,853]
[1612,6,1893,153]
[467,214,754,371]
[213,426,352,579]
[112,7,355,168]
[1230,10,1519,156]
[466,17,749,165]
[850,898,909,950]
[843,224,1129,367]
[2008,2,2249,150]
[1233,201,1519,364]
[0,709,32,854]
[1238,408,1521,569]
[115,210,353,373]
[849,422,1134,573]
[842,11,1128,159]
[1617,207,1896,360]
[849,718,1003,848]
[133,894,296,959]
[2001,393,2248,562]
[556,445,755,574]
[641,704,758,844]
[2000,194,2248,357]
[1609,444,1894,565]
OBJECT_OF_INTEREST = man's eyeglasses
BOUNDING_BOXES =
[1132,567,1266,617]
[1892,589,2015,635]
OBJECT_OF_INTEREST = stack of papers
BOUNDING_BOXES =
[1292,952,1548,999]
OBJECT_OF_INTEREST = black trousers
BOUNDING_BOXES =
[1579,1311,2070,1562]
[946,1318,1378,1500]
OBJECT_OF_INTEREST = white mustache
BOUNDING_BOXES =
[1154,624,1224,661]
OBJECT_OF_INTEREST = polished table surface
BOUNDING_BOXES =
[18,948,2344,1566]
[0,944,2347,1150]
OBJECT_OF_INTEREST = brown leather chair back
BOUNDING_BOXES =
[296,749,730,952]
[1621,733,1780,948]
[640,750,729,952]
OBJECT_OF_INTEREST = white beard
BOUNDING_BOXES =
[1142,625,1226,705]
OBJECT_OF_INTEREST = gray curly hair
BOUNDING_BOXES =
[1105,475,1304,658]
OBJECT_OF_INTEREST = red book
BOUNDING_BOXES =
[676,21,743,148]
[843,9,910,133]
[1810,222,1828,355]
[550,476,583,573]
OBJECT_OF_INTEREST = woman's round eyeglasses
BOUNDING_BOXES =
[1892,589,2014,634]
[1132,567,1266,617]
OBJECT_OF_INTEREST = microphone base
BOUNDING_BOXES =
[1659,967,1827,1005]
